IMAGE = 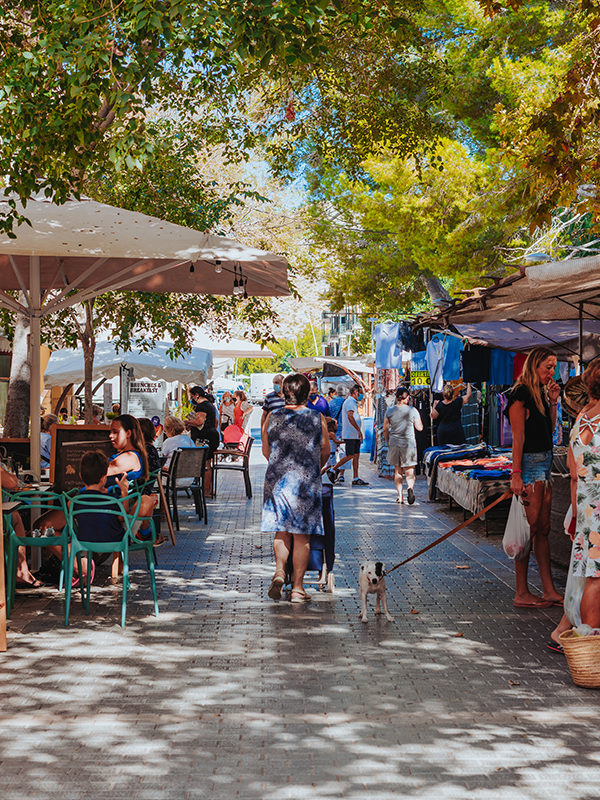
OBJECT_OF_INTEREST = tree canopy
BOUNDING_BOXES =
[301,0,600,321]
[0,0,447,233]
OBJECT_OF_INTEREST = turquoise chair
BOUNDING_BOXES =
[64,491,159,627]
[4,490,69,618]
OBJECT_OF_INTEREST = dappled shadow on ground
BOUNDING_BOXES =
[2,462,597,799]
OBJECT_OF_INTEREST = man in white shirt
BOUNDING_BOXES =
[328,384,369,486]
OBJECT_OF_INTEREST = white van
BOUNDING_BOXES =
[249,373,279,405]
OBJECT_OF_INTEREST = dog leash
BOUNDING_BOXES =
[384,490,513,576]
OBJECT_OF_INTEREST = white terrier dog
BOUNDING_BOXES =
[359,561,393,623]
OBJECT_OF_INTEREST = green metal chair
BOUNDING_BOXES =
[64,490,159,627]
[4,490,69,618]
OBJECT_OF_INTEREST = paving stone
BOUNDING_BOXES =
[1,452,597,798]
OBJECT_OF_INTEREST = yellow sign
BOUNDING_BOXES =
[410,370,430,386]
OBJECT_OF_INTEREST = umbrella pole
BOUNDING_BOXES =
[30,256,42,481]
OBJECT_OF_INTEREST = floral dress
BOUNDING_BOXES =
[570,411,600,577]
[261,406,324,537]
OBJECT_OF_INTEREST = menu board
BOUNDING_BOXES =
[50,425,112,493]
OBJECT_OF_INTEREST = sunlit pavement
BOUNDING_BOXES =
[3,449,598,800]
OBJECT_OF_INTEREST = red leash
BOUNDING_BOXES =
[385,490,512,575]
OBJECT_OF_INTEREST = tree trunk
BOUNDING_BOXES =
[420,275,452,306]
[80,300,96,424]
[4,306,31,437]
[82,341,95,423]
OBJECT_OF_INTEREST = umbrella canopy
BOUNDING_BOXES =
[0,194,289,477]
[0,195,289,305]
[44,341,213,387]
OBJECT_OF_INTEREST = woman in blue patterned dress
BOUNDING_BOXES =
[262,373,329,603]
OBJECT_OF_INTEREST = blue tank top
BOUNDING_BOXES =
[109,449,144,481]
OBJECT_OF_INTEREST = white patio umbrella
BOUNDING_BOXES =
[0,194,289,477]
[44,341,214,387]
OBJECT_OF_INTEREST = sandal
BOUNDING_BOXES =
[268,572,285,600]
[291,589,311,603]
[15,577,44,590]
[71,559,95,590]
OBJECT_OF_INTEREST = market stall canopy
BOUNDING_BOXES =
[192,331,274,359]
[453,320,600,361]
[414,259,600,359]
[415,260,600,326]
[44,341,213,387]
[289,356,372,376]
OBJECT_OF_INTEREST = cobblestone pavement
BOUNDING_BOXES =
[3,452,600,800]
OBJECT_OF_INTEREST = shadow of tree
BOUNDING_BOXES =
[3,457,594,800]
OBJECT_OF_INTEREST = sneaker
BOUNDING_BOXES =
[326,469,338,483]
[352,478,369,486]
[407,488,415,505]
[336,475,344,483]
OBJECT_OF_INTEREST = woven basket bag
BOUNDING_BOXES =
[560,629,600,688]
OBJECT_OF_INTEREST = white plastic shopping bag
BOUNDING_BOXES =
[563,505,586,626]
[502,495,531,560]
[564,556,586,627]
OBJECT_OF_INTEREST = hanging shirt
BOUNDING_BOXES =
[411,350,427,371]
[373,322,403,369]
[442,335,463,381]
[489,350,515,386]
[513,353,527,380]
[425,337,444,393]
[461,346,490,382]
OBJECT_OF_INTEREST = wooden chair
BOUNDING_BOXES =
[162,447,208,530]
[212,433,254,498]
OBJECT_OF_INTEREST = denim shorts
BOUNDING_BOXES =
[521,450,552,486]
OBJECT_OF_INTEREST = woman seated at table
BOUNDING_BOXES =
[162,416,194,469]
[137,417,161,477]
[40,413,58,470]
[1,466,43,588]
[107,414,148,481]
[35,415,157,554]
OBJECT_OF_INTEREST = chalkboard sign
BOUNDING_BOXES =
[0,438,31,472]
[50,425,112,493]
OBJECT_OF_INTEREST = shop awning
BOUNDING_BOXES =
[415,258,600,359]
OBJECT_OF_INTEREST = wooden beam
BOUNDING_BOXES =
[53,383,74,415]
